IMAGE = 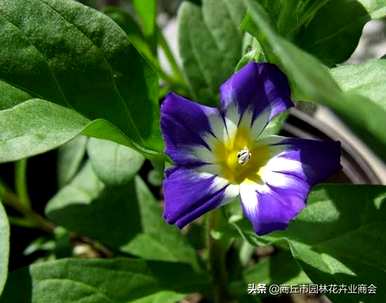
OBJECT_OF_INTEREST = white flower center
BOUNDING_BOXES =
[237,147,251,165]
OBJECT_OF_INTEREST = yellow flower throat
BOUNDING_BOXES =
[213,127,270,184]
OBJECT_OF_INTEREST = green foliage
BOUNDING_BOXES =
[331,59,386,109]
[357,0,386,18]
[57,136,88,187]
[178,0,246,105]
[0,258,209,303]
[87,138,144,186]
[0,0,162,163]
[0,202,10,296]
[256,0,370,66]
[233,185,386,302]
[294,0,370,66]
[46,163,199,268]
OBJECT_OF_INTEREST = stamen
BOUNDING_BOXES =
[237,147,251,165]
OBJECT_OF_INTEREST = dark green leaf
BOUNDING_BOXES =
[294,0,370,66]
[0,202,10,296]
[0,258,209,302]
[178,0,246,105]
[256,0,370,65]
[57,136,87,187]
[234,185,386,303]
[87,138,144,186]
[242,0,386,161]
[46,163,199,268]
[0,0,162,159]
[103,7,158,68]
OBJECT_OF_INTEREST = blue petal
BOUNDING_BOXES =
[240,136,341,235]
[220,62,293,132]
[160,93,219,166]
[163,167,238,228]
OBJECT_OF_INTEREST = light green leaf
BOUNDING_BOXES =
[243,0,386,161]
[331,59,386,109]
[0,81,31,110]
[0,202,10,296]
[0,0,162,159]
[0,258,209,302]
[357,0,386,18]
[0,99,88,163]
[133,0,157,38]
[234,185,386,303]
[130,291,185,303]
[46,163,199,268]
[57,136,88,187]
[87,138,144,186]
[178,0,246,105]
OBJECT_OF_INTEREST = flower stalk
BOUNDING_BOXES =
[207,209,230,303]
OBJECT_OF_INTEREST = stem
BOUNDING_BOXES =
[1,189,55,233]
[15,159,31,209]
[158,29,185,84]
[207,210,230,303]
[0,181,113,256]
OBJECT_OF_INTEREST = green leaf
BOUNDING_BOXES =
[242,0,386,161]
[103,7,158,68]
[244,250,310,286]
[294,0,370,66]
[45,163,199,268]
[132,0,157,38]
[357,0,386,18]
[0,99,88,163]
[57,136,87,187]
[234,185,386,303]
[331,59,386,109]
[0,258,209,302]
[0,202,10,296]
[0,0,162,159]
[178,0,246,105]
[0,81,31,110]
[256,0,370,65]
[87,138,144,186]
[130,292,185,303]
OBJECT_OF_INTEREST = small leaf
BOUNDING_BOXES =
[0,202,10,296]
[0,258,209,303]
[178,0,246,105]
[57,136,88,187]
[87,138,144,186]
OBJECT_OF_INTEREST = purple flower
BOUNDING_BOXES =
[160,62,341,235]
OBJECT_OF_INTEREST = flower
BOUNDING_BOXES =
[160,62,341,235]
